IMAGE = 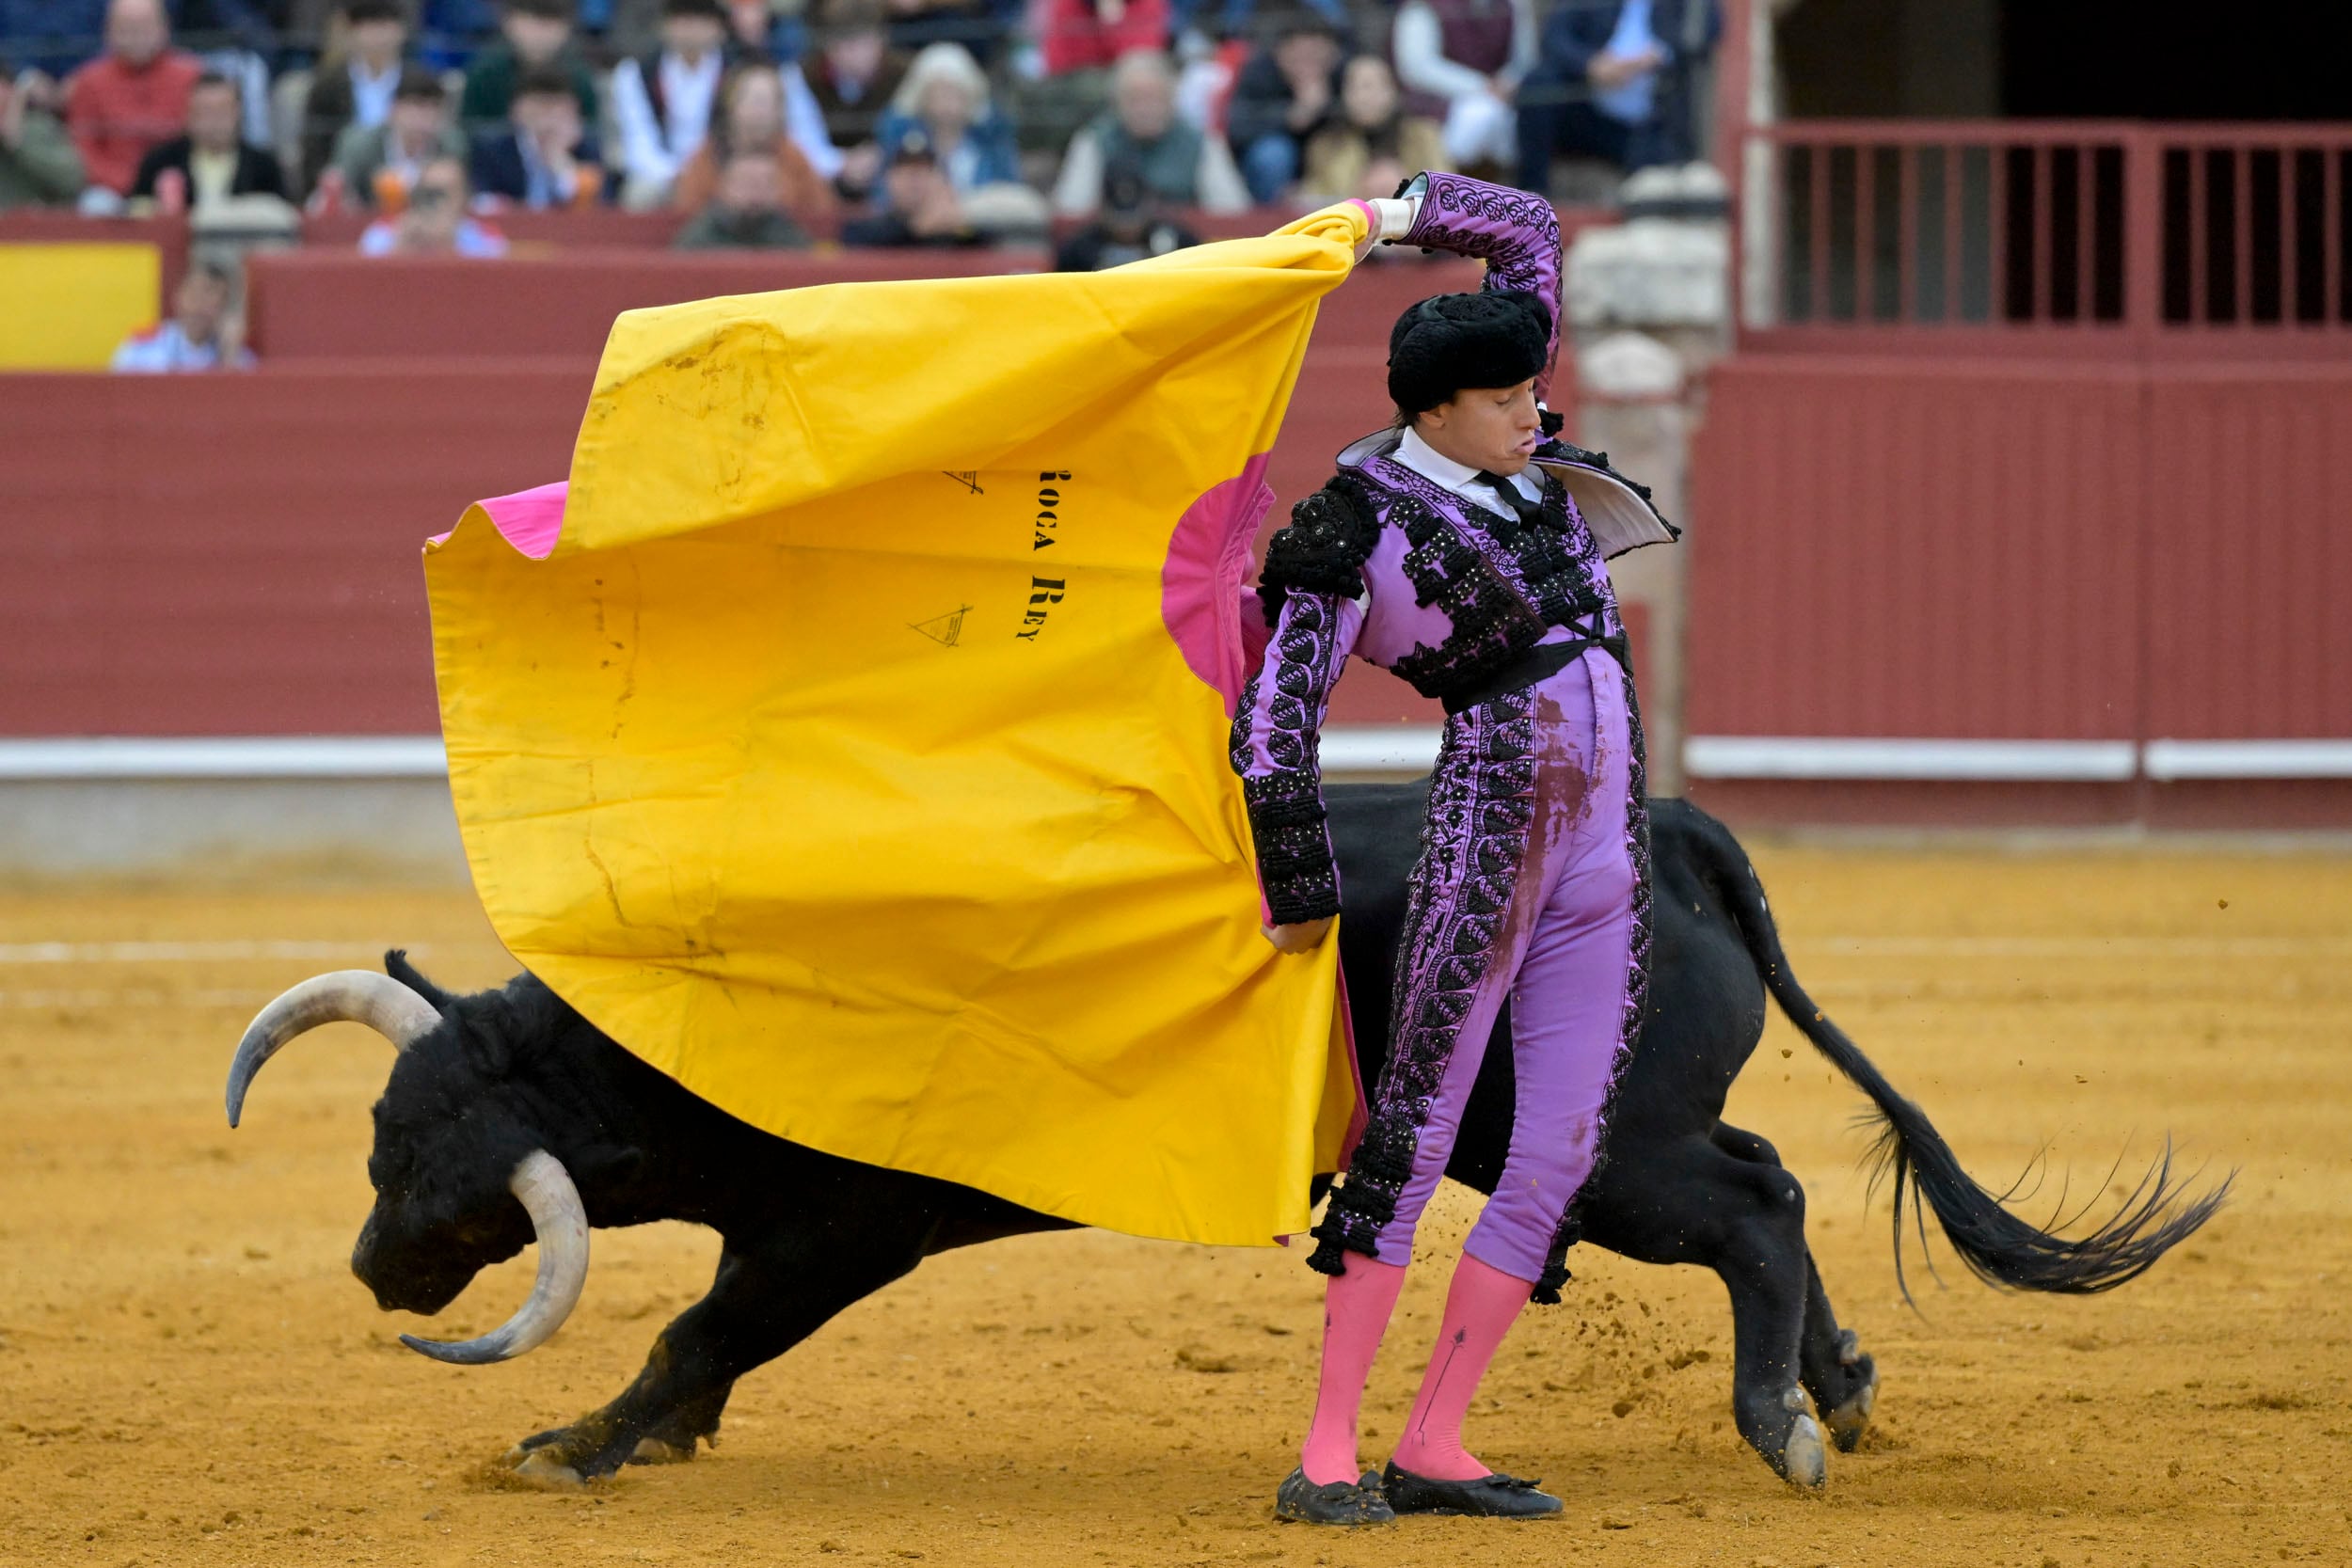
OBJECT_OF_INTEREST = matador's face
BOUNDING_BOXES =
[1418,377,1544,477]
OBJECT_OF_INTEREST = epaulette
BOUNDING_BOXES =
[1535,436,1660,508]
[1256,471,1382,625]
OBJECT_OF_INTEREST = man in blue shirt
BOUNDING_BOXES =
[1513,0,1717,194]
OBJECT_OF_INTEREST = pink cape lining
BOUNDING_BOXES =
[428,481,569,558]
[1158,454,1370,1175]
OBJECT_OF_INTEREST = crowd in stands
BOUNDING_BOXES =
[0,0,1719,367]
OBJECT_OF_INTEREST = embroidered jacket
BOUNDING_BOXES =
[1229,171,1672,925]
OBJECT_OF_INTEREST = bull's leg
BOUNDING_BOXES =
[510,1205,940,1486]
[1581,1135,1825,1487]
[1798,1254,1877,1451]
[1707,1123,1879,1451]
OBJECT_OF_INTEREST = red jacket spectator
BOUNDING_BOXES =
[1036,0,1170,78]
[64,0,201,195]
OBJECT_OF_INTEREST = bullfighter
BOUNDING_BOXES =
[1233,171,1675,1524]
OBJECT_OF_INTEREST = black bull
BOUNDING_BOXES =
[225,785,2223,1490]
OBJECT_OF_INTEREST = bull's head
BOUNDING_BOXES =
[225,955,591,1366]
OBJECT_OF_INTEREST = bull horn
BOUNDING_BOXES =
[225,970,443,1128]
[400,1150,590,1365]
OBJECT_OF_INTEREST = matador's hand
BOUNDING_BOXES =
[1262,918,1334,954]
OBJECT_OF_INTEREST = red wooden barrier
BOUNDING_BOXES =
[245,247,1054,359]
[1686,356,2146,743]
[242,248,1485,362]
[1684,352,2352,823]
[0,363,587,736]
[2142,362,2352,743]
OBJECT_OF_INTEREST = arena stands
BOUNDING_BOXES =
[0,0,1693,354]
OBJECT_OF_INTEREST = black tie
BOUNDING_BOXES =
[1476,470,1548,534]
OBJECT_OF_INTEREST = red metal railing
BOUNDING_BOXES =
[1741,120,2352,356]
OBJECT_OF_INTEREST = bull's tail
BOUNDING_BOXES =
[1680,809,2231,1298]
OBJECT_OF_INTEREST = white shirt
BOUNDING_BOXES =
[111,322,255,372]
[782,63,847,182]
[349,58,400,130]
[612,49,724,189]
[1393,425,1543,518]
[1593,0,1663,125]
[1391,0,1539,103]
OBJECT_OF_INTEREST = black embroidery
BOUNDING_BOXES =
[1371,462,1611,704]
[1243,769,1340,925]
[1409,186,1562,278]
[1227,672,1261,776]
[1309,694,1538,1275]
[1256,474,1381,623]
[1233,585,1348,926]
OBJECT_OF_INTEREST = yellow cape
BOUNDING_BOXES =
[424,202,1380,1244]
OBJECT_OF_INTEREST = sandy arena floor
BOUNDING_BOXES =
[2,841,2348,1568]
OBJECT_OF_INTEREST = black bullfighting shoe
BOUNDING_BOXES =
[1380,1461,1564,1518]
[1273,1467,1396,1526]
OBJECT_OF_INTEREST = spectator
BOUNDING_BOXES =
[801,0,906,194]
[459,0,600,132]
[670,61,835,228]
[0,55,86,208]
[62,0,200,198]
[610,0,735,207]
[1036,0,1169,79]
[1391,0,1533,174]
[720,0,783,55]
[1054,154,1196,271]
[1222,8,1342,205]
[1515,0,1717,189]
[358,153,509,252]
[130,69,286,204]
[332,64,466,210]
[470,61,602,206]
[674,148,809,246]
[876,40,1045,234]
[111,260,253,371]
[839,123,982,247]
[1298,54,1441,202]
[299,0,409,191]
[873,41,1012,190]
[167,0,278,151]
[1050,48,1244,217]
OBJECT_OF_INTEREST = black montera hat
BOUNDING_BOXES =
[1387,290,1551,416]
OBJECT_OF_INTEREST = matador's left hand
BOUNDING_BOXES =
[1262,918,1334,953]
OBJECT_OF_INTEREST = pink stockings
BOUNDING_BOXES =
[1391,1253,1530,1480]
[1298,1251,1533,1487]
[1299,1255,1406,1485]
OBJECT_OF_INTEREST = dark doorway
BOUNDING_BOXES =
[2000,2,2352,121]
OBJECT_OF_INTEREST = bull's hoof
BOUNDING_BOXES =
[1777,1414,1826,1490]
[507,1447,590,1490]
[1745,1386,1827,1490]
[628,1437,696,1465]
[1821,1348,1879,1453]
[503,1414,636,1484]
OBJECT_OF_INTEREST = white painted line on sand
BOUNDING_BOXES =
[0,989,277,1008]
[1804,935,2352,958]
[0,941,414,965]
